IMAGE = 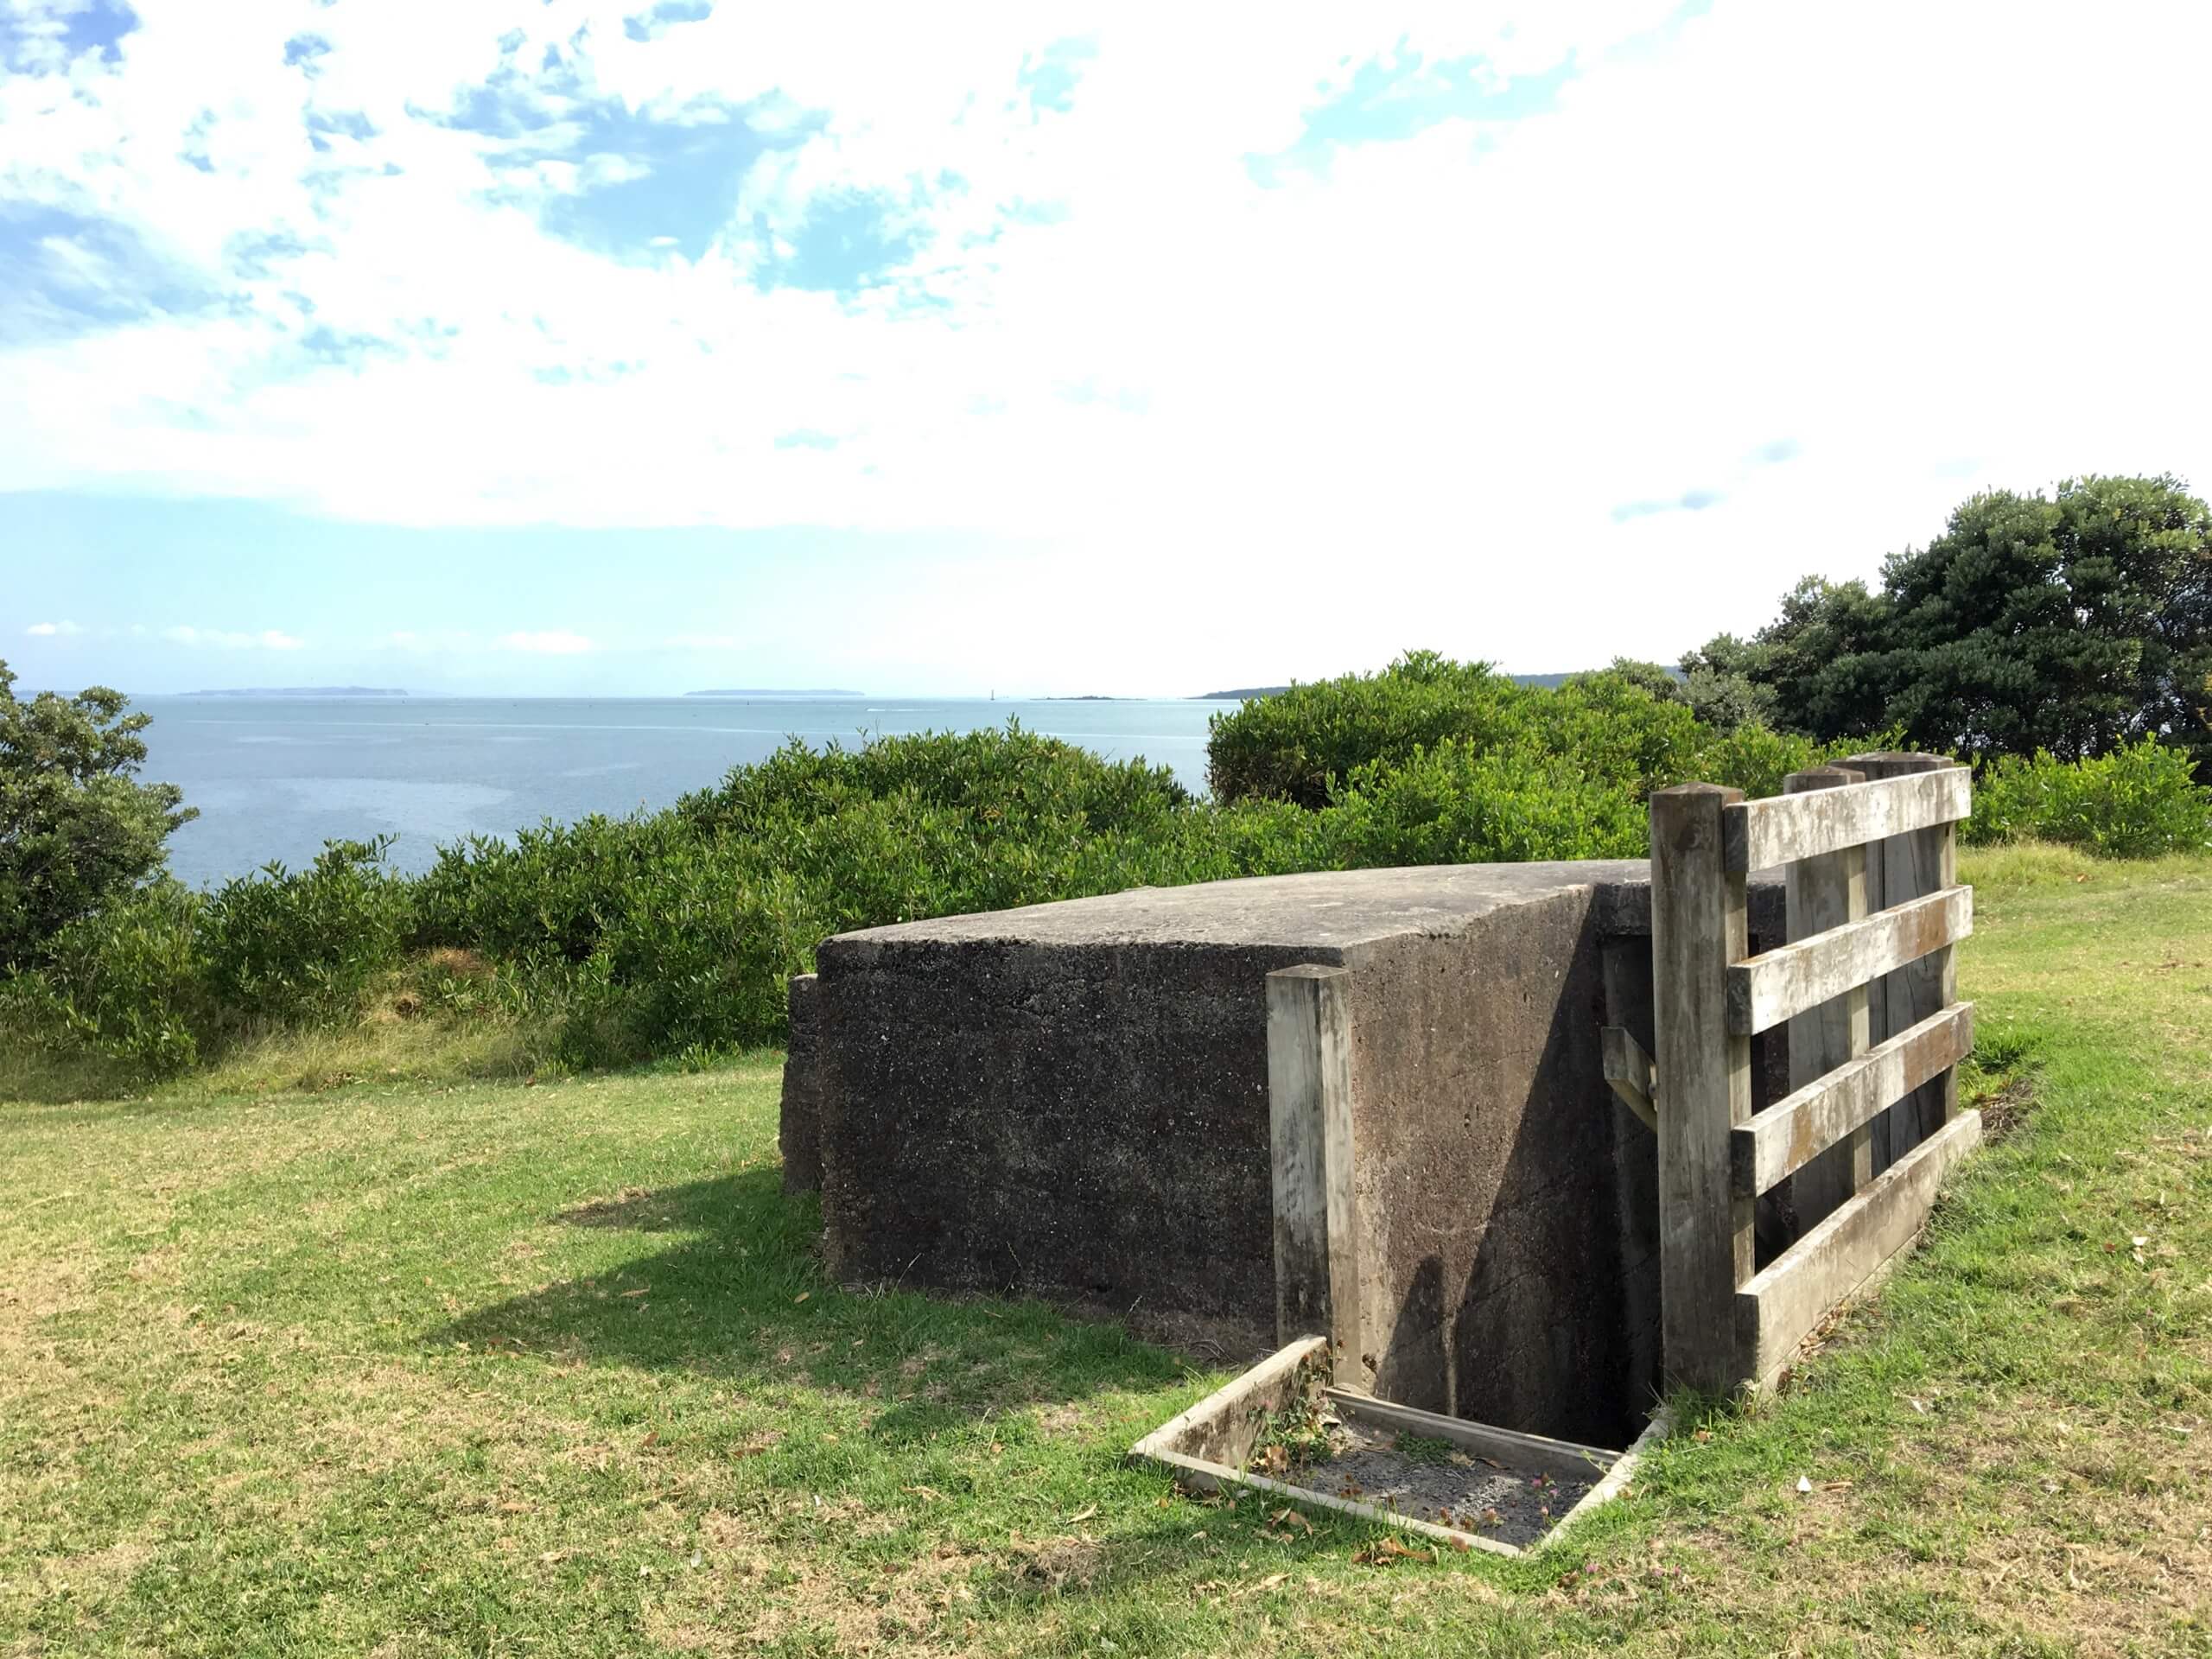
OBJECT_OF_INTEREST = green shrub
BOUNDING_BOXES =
[196,837,415,1027]
[1964,740,2212,857]
[412,812,690,965]
[0,880,208,1076]
[681,724,1191,840]
[1313,742,1648,866]
[10,684,1946,1081]
[1206,652,1535,807]
[3,837,419,1078]
[1205,652,1800,810]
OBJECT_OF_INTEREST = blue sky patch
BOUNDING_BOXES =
[543,109,796,262]
[296,325,403,370]
[755,191,923,295]
[1611,488,1726,523]
[0,202,207,344]
[1017,37,1095,117]
[624,0,712,45]
[1249,47,1577,183]
[433,60,822,264]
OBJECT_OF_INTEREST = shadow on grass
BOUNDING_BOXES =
[431,1167,1195,1420]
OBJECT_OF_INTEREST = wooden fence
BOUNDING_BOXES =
[1643,753,1980,1394]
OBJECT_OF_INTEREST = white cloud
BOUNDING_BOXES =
[25,619,82,635]
[0,1,2208,677]
[497,630,594,654]
[159,624,301,649]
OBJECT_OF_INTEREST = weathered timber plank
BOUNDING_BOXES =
[1722,766,1970,874]
[1780,766,1871,1231]
[1649,784,1754,1394]
[1736,1106,1983,1385]
[1601,1025,1658,1131]
[1845,753,1964,1156]
[1266,965,1361,1387]
[1735,1001,1975,1197]
[1323,1389,1619,1482]
[1729,887,1972,1036]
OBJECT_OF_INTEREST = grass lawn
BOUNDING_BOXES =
[3,844,2209,1656]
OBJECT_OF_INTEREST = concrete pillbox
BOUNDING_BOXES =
[791,861,1784,1447]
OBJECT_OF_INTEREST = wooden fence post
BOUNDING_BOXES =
[1781,767,1871,1233]
[1843,753,1962,1158]
[1267,964,1361,1389]
[1649,784,1752,1394]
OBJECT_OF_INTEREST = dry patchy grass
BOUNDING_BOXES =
[3,855,2211,1655]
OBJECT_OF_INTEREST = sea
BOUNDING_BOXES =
[134,695,1230,888]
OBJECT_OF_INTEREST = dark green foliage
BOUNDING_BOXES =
[196,837,416,1026]
[1596,657,1774,737]
[1963,740,2212,858]
[1700,476,2212,761]
[0,880,208,1074]
[406,725,1265,1066]
[16,652,2203,1084]
[1206,653,1721,810]
[3,837,416,1076]
[678,725,1191,840]
[1685,577,1897,743]
[1882,476,2212,760]
[1205,651,1532,807]
[1312,741,1647,866]
[413,814,694,964]
[0,660,197,970]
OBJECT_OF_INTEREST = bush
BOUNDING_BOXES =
[1313,742,1647,867]
[1205,651,1869,812]
[681,724,1191,840]
[0,880,208,1076]
[10,683,1937,1082]
[196,837,415,1027]
[1964,740,2212,857]
[1206,652,1535,807]
[3,837,416,1078]
[412,813,689,965]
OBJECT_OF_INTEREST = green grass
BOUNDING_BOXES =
[3,849,2209,1655]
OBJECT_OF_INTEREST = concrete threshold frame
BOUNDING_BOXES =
[1128,1337,1668,1559]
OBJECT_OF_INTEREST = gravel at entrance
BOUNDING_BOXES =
[1284,1420,1599,1550]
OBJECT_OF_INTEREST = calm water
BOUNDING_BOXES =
[136,696,1228,887]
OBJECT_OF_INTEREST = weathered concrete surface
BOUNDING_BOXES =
[779,973,823,1196]
[801,861,1783,1447]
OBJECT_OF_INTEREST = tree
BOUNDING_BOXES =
[0,660,197,970]
[1879,476,2212,760]
[1611,652,1780,734]
[1685,577,1896,742]
[1694,476,2212,761]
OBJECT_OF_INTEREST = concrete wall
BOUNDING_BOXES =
[790,861,1783,1447]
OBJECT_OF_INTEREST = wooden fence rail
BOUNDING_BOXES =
[1652,753,1980,1394]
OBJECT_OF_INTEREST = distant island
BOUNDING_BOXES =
[1198,671,1588,699]
[1044,695,1128,702]
[181,686,407,698]
[685,688,867,698]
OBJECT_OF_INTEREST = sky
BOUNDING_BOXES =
[3,0,2209,697]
